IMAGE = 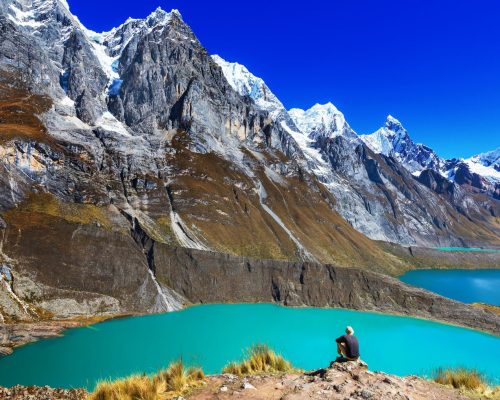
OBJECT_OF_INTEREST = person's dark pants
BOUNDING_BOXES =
[337,343,358,361]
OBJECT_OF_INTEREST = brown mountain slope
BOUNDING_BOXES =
[165,132,407,273]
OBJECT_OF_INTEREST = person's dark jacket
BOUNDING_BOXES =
[336,334,360,359]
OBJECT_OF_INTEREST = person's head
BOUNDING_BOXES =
[345,326,354,335]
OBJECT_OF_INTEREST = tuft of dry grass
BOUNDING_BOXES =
[472,303,500,315]
[434,367,500,399]
[89,375,166,400]
[222,344,294,376]
[434,367,484,390]
[87,360,205,400]
[153,361,205,393]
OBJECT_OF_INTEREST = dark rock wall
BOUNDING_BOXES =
[154,246,500,335]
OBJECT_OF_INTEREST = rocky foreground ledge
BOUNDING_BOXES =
[0,386,86,400]
[0,361,475,400]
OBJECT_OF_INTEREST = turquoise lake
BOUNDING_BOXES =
[433,247,500,253]
[400,269,500,305]
[0,304,498,389]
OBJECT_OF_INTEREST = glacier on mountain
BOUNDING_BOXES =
[464,148,500,183]
[211,54,284,119]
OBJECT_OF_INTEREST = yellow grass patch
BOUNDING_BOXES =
[88,361,205,400]
[222,344,295,376]
[434,367,500,399]
[6,193,113,230]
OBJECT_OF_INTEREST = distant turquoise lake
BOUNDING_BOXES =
[0,304,498,389]
[400,269,500,305]
[433,247,500,253]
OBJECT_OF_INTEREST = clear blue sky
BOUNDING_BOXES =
[68,0,500,159]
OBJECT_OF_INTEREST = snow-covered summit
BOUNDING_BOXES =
[469,148,500,170]
[360,115,410,156]
[360,116,443,174]
[362,117,499,189]
[130,7,183,28]
[93,7,182,54]
[4,0,72,29]
[211,55,284,118]
[385,114,404,129]
[288,103,356,141]
[462,148,500,183]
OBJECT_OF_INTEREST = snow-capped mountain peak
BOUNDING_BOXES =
[101,7,182,43]
[360,116,443,174]
[462,148,500,183]
[288,102,356,140]
[211,55,284,118]
[4,0,72,29]
[144,7,182,26]
[383,115,412,144]
[469,148,500,171]
[100,7,181,36]
[385,114,403,127]
[362,116,499,192]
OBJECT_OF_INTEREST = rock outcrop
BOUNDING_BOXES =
[192,361,473,400]
[0,385,87,400]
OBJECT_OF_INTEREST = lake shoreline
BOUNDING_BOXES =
[1,298,499,365]
[380,242,500,274]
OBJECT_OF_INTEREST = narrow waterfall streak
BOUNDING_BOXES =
[2,279,32,317]
[8,173,18,205]
[147,269,182,311]
[258,181,316,262]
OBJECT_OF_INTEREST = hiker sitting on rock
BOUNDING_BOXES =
[336,326,359,361]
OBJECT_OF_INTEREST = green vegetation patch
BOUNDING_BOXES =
[5,193,113,230]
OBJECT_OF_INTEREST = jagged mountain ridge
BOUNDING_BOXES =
[210,54,498,197]
[214,55,499,246]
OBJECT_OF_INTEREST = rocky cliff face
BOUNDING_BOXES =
[154,246,499,334]
[319,137,499,246]
[0,1,498,324]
